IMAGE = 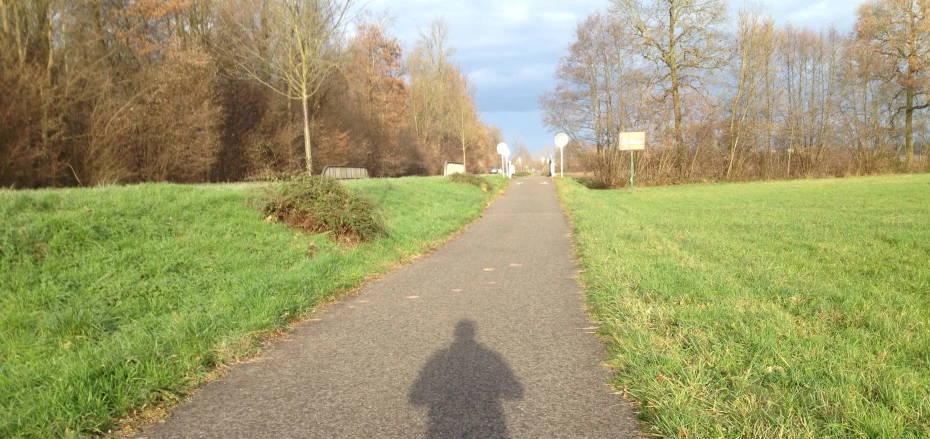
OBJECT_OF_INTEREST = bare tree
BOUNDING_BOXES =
[856,0,930,167]
[452,74,479,172]
[407,18,482,174]
[780,26,843,176]
[725,8,778,179]
[540,12,660,187]
[222,0,354,174]
[509,137,532,172]
[611,0,728,172]
[839,35,899,173]
[407,19,454,171]
[540,12,647,154]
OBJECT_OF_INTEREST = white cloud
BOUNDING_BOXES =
[789,1,830,22]
[541,11,577,24]
[470,64,552,88]
[495,2,533,25]
[770,0,864,30]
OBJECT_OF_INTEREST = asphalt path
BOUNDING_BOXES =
[139,176,640,438]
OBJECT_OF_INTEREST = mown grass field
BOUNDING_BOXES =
[555,175,930,438]
[0,176,505,438]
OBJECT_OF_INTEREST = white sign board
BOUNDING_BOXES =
[443,162,465,176]
[617,132,646,151]
[496,142,508,155]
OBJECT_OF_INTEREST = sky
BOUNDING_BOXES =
[367,0,866,155]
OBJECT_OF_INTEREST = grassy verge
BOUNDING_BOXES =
[554,175,930,438]
[0,175,507,438]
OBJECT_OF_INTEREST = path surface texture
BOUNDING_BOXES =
[139,176,640,439]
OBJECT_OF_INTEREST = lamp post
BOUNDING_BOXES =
[504,147,511,177]
[554,133,569,178]
[496,143,508,178]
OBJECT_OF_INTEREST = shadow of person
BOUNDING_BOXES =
[409,320,524,438]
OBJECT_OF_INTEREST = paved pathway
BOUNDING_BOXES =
[139,176,640,438]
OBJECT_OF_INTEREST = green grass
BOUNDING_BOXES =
[554,175,930,438]
[0,176,507,438]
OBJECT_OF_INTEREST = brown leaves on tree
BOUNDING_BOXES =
[0,1,497,188]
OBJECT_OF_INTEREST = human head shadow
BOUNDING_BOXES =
[409,320,524,438]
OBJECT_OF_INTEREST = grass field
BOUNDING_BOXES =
[0,176,505,438]
[555,175,930,438]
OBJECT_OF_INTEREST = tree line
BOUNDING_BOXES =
[541,0,930,188]
[0,0,500,188]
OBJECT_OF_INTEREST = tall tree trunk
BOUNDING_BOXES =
[302,94,313,174]
[41,2,55,184]
[727,58,747,180]
[461,108,467,172]
[727,132,741,179]
[672,73,684,172]
[905,87,914,168]
[668,10,684,173]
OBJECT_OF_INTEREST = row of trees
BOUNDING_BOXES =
[1,0,499,188]
[541,0,930,187]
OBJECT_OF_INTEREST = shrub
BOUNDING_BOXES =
[447,173,491,192]
[262,176,387,242]
[575,177,610,190]
[577,147,630,189]
[514,171,533,178]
